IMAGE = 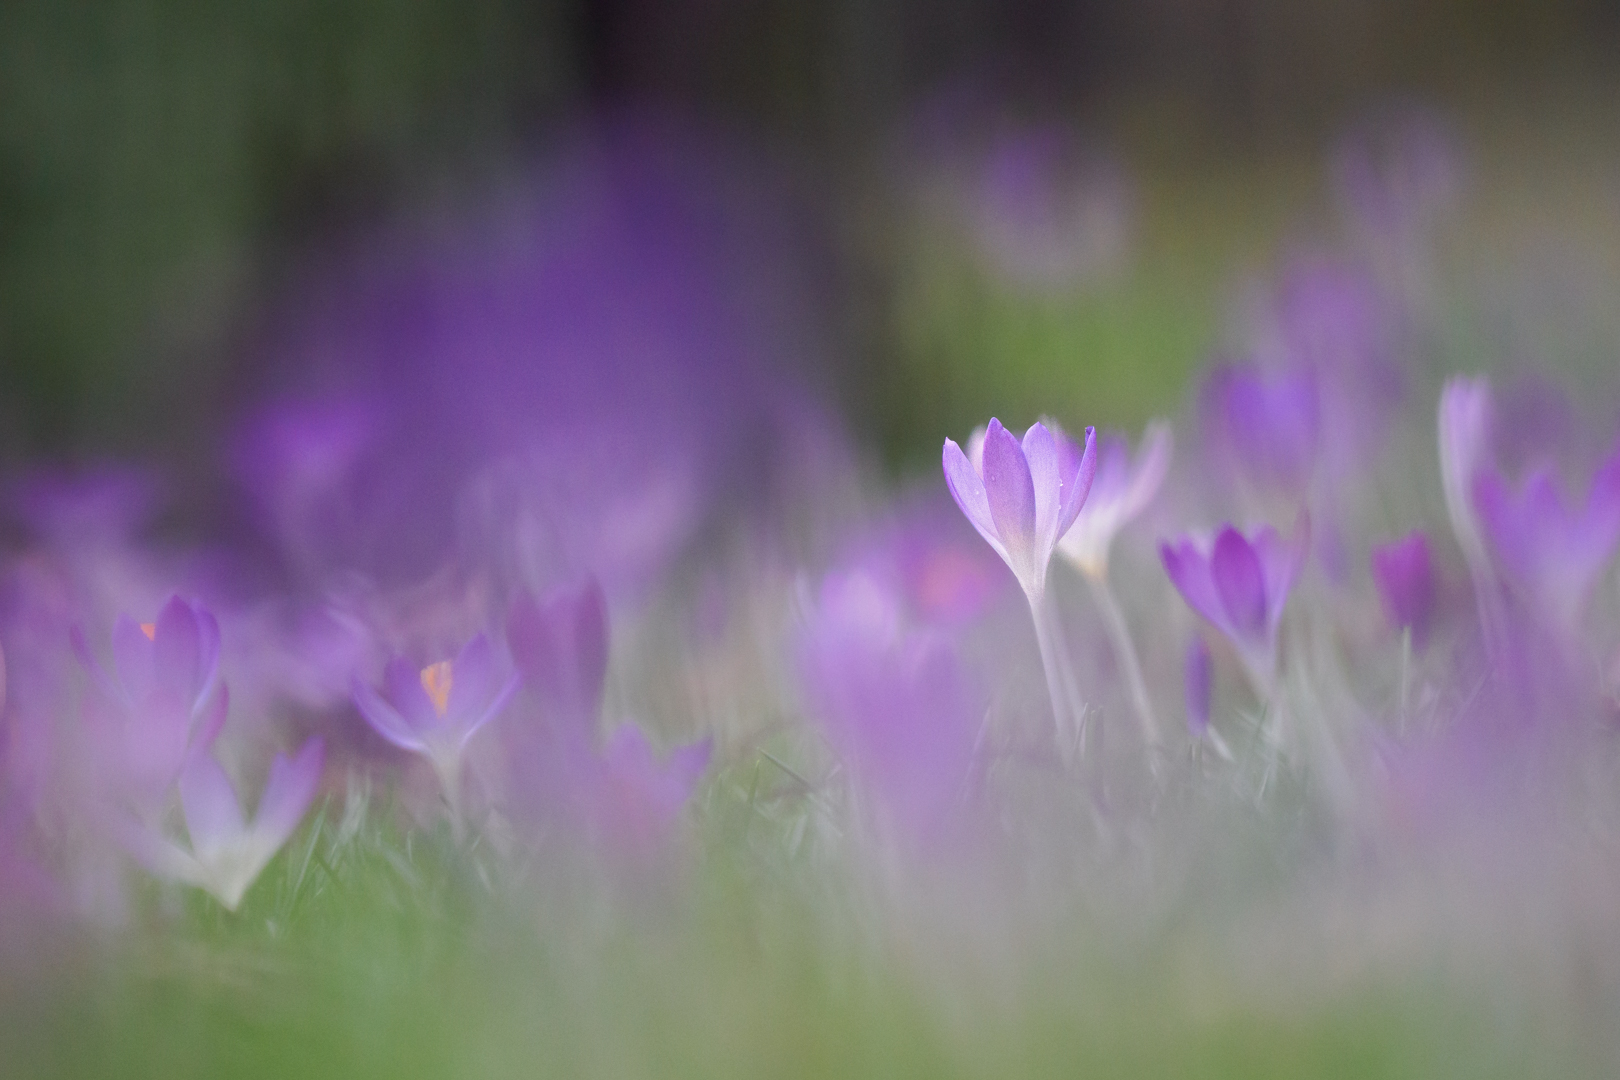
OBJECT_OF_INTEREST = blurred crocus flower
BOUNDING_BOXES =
[1473,446,1620,633]
[1201,363,1320,498]
[1161,519,1309,692]
[352,634,518,808]
[505,580,608,742]
[1057,421,1172,579]
[131,738,324,911]
[1184,636,1213,738]
[1371,532,1438,649]
[798,571,982,848]
[943,418,1096,603]
[585,724,710,859]
[71,596,227,812]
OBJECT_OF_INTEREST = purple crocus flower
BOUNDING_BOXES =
[352,634,519,806]
[1201,363,1321,498]
[584,724,711,859]
[1473,446,1620,633]
[1057,421,1172,579]
[505,580,608,742]
[129,737,324,911]
[1184,635,1213,739]
[942,418,1097,602]
[1371,532,1438,649]
[1161,518,1309,690]
[71,596,227,812]
[798,570,982,848]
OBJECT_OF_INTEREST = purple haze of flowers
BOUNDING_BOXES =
[585,725,711,859]
[1473,446,1620,633]
[70,596,227,813]
[1201,363,1321,498]
[1332,107,1464,243]
[798,571,981,848]
[505,580,608,743]
[942,418,1097,602]
[351,634,518,802]
[130,737,324,911]
[1161,519,1309,690]
[1371,532,1438,649]
[1057,421,1172,579]
[1439,377,1507,646]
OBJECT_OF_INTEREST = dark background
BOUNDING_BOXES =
[1,0,1616,462]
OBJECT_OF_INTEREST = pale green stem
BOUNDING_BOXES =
[1084,570,1162,750]
[1027,590,1083,760]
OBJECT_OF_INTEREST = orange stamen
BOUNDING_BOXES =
[420,661,453,717]
[140,623,157,641]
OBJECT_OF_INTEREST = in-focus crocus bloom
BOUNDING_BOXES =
[1057,421,1172,579]
[1473,445,1620,633]
[352,634,518,808]
[943,417,1096,603]
[1161,519,1309,692]
[131,737,324,911]
[1371,531,1438,649]
[1201,363,1320,498]
[71,596,227,811]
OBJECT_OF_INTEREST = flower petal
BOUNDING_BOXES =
[445,634,500,724]
[352,675,428,752]
[112,615,156,705]
[384,656,441,733]
[1160,539,1225,631]
[180,750,245,862]
[254,736,325,846]
[980,419,1037,584]
[1055,425,1098,542]
[153,596,201,706]
[1210,528,1268,642]
[1021,421,1063,554]
[942,438,1006,563]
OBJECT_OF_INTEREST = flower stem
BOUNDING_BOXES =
[1085,571,1162,751]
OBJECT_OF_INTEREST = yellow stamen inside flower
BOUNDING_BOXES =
[420,661,453,717]
[140,623,157,641]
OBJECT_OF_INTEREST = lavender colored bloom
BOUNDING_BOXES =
[1184,636,1213,738]
[584,724,711,858]
[1371,532,1438,648]
[1473,446,1620,632]
[1057,421,1172,579]
[506,580,608,741]
[798,571,981,847]
[130,737,324,911]
[352,634,518,802]
[1161,519,1309,689]
[1201,363,1321,497]
[71,597,228,811]
[1439,377,1507,646]
[942,418,1097,601]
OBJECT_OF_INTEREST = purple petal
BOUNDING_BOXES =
[1185,636,1213,737]
[255,737,325,845]
[459,673,520,750]
[153,596,202,707]
[180,751,245,860]
[126,687,195,798]
[383,656,441,733]
[190,683,229,755]
[1055,425,1098,541]
[1371,531,1436,647]
[942,438,1007,562]
[1021,421,1063,552]
[445,634,500,723]
[668,737,713,794]
[980,419,1037,581]
[352,675,428,752]
[1122,422,1172,521]
[507,579,609,727]
[1251,514,1309,631]
[112,615,156,704]
[194,608,223,713]
[1160,540,1226,630]
[1210,528,1268,642]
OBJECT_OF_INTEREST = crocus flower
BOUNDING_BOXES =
[798,570,982,847]
[1161,519,1309,691]
[584,724,711,859]
[352,634,519,806]
[942,418,1097,603]
[1057,421,1172,579]
[1201,363,1320,498]
[1371,532,1438,649]
[130,737,324,911]
[71,596,228,812]
[1473,445,1620,633]
[1439,377,1505,646]
[506,580,608,742]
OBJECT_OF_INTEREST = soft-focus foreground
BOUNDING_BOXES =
[6,112,1620,1079]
